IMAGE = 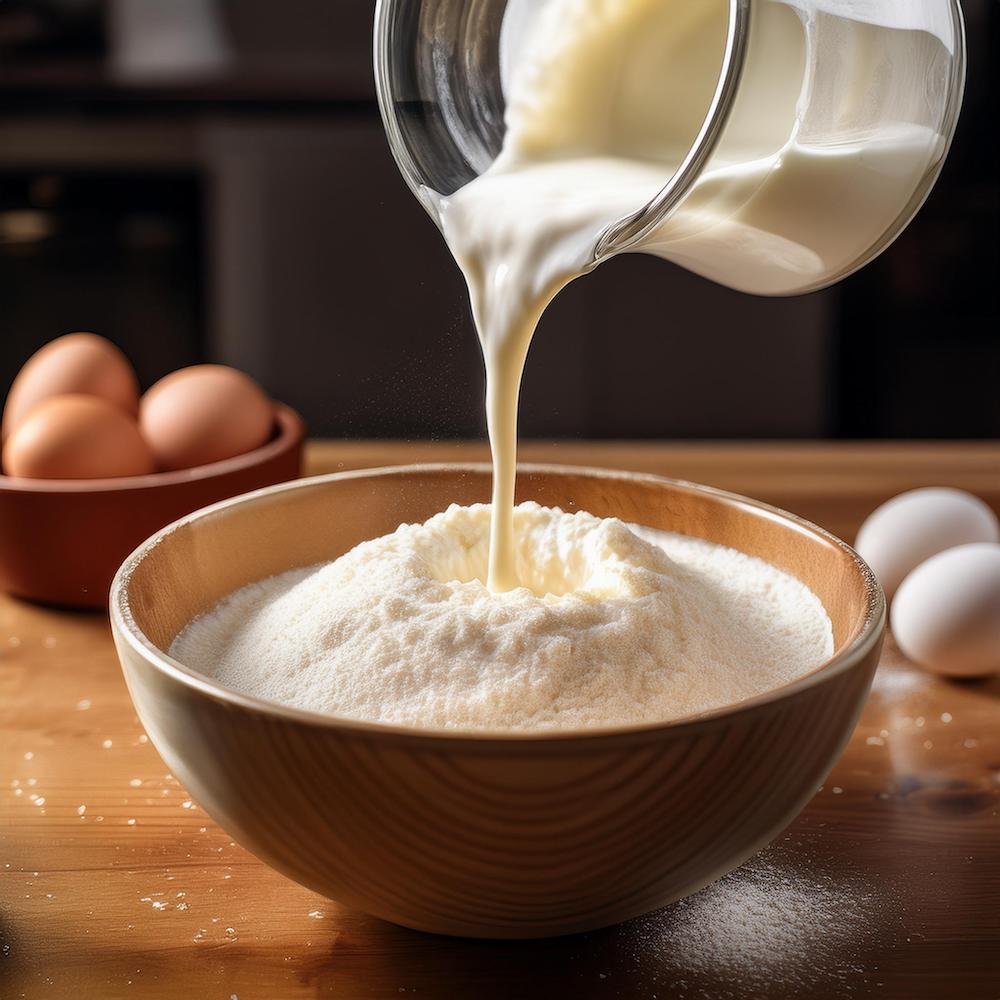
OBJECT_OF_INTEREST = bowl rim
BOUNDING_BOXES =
[111,463,886,745]
[0,403,305,494]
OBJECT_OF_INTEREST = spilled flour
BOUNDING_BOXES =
[171,503,833,731]
[624,851,889,996]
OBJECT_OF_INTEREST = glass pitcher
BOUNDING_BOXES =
[374,0,966,296]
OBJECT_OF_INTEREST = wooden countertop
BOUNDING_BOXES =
[2,441,998,999]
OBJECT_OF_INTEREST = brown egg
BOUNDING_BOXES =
[2,332,140,441]
[140,365,274,471]
[2,394,156,480]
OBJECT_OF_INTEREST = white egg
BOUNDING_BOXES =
[891,543,1000,678]
[855,488,999,600]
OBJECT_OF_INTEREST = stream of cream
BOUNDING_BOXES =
[428,0,944,591]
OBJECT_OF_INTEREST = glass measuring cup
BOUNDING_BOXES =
[374,0,966,296]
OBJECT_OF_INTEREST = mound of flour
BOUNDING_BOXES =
[170,503,833,731]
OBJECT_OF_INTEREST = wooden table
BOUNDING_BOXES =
[2,441,998,999]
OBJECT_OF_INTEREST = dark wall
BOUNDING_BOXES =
[835,0,999,438]
[0,0,996,440]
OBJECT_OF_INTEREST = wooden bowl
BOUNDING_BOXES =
[110,465,884,939]
[0,404,305,609]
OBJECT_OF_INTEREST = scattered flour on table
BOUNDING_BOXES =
[624,853,885,995]
[170,503,833,731]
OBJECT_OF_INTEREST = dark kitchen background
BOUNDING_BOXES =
[0,0,997,440]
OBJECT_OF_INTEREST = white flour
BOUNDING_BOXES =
[171,503,832,731]
[625,853,885,994]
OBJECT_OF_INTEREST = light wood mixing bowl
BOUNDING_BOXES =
[110,465,884,939]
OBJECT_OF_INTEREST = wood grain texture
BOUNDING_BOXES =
[307,440,1000,545]
[111,466,882,939]
[1,441,998,997]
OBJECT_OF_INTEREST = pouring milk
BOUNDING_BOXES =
[427,0,946,592]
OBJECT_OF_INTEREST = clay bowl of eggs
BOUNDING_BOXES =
[855,487,1000,679]
[111,465,884,938]
[0,333,305,608]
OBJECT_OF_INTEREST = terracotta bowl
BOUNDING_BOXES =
[0,403,305,609]
[110,464,884,939]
